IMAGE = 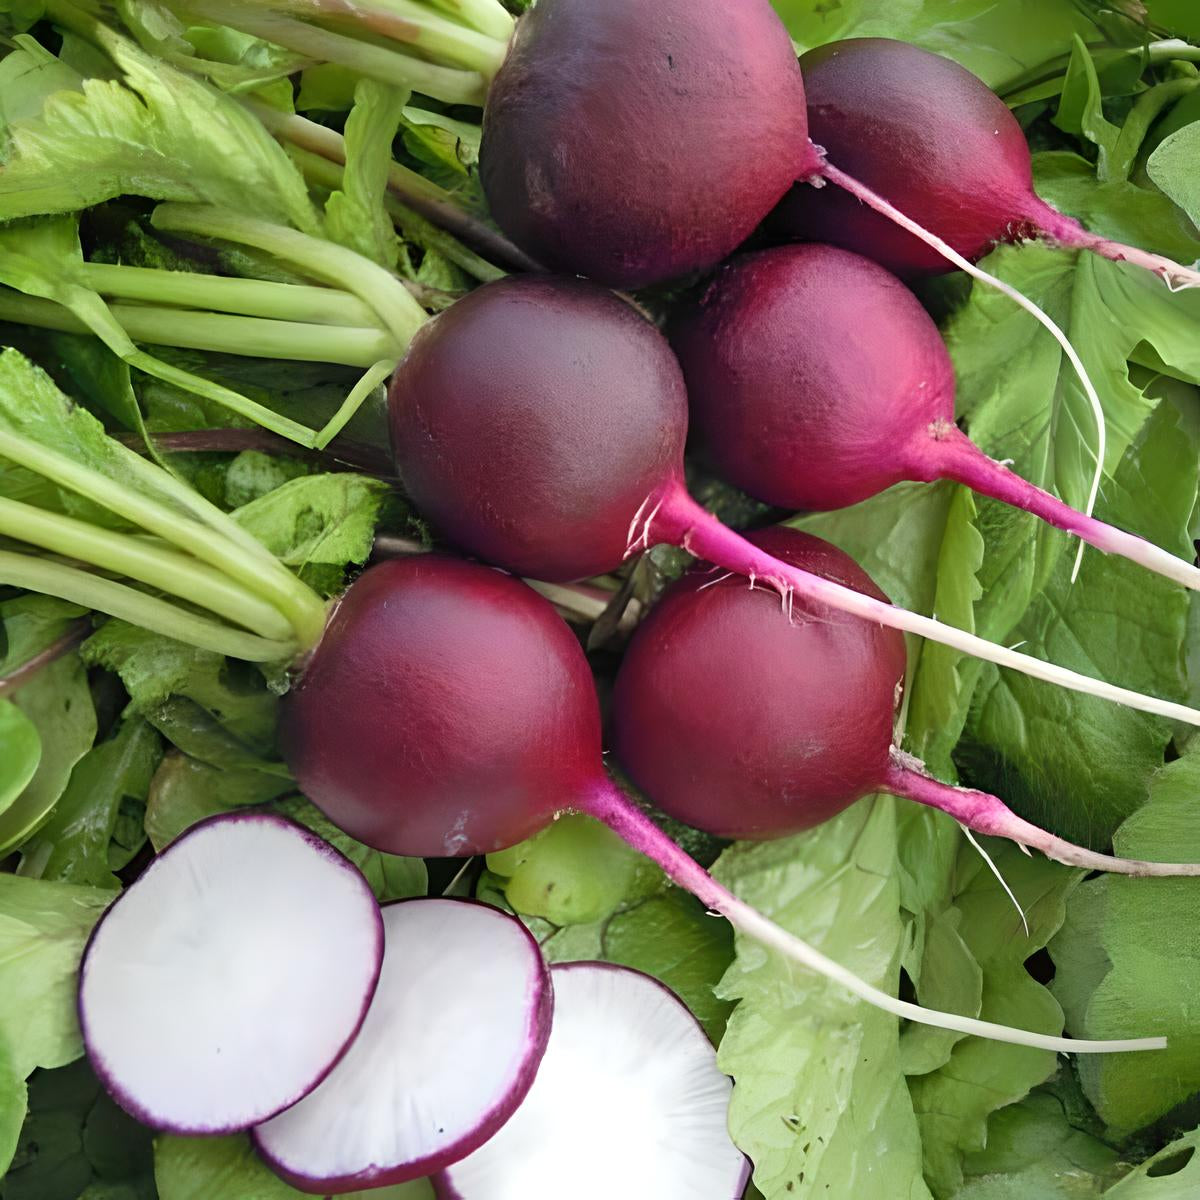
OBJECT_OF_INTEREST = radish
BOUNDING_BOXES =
[775,38,1200,290]
[434,963,748,1200]
[253,899,552,1192]
[611,526,1200,879]
[670,243,1200,591]
[280,551,1171,1052]
[77,812,384,1134]
[386,274,1200,726]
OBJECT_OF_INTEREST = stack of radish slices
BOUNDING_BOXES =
[77,813,746,1197]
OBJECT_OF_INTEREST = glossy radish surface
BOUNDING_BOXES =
[280,553,1180,1052]
[253,899,552,1193]
[612,526,1200,879]
[78,813,383,1134]
[671,244,1200,591]
[435,963,747,1200]
[387,273,1200,726]
[775,38,1200,288]
[480,0,816,288]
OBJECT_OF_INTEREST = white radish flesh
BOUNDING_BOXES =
[78,812,383,1134]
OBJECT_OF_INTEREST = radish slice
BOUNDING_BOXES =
[253,899,553,1193]
[437,962,748,1200]
[78,812,384,1134]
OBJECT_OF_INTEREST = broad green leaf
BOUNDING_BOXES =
[1050,746,1200,1135]
[17,719,162,888]
[1144,0,1200,40]
[0,1031,27,1178]
[154,1134,434,1200]
[0,874,114,1076]
[1148,121,1200,229]
[233,473,388,595]
[1053,37,1121,175]
[0,36,84,135]
[1105,1128,1200,1197]
[0,25,319,230]
[0,699,41,820]
[325,80,407,269]
[0,597,96,856]
[954,1091,1123,1199]
[958,399,1196,847]
[714,798,932,1199]
[907,846,1078,1197]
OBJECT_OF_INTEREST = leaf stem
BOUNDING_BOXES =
[0,552,295,661]
[314,358,396,449]
[0,497,296,641]
[151,203,428,349]
[80,263,378,327]
[0,619,91,699]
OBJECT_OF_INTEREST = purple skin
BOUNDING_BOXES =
[611,527,1200,877]
[480,0,817,288]
[774,38,1200,288]
[431,962,751,1200]
[78,812,384,1134]
[670,243,1200,590]
[251,898,553,1193]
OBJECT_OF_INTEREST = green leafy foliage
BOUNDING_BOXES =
[1050,745,1200,1135]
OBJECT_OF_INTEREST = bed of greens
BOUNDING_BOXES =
[2,0,1200,1197]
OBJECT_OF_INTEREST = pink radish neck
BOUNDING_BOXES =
[882,751,1200,877]
[579,776,1164,1051]
[1031,200,1200,292]
[642,483,1200,727]
[921,426,1200,592]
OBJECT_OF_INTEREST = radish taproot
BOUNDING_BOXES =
[280,551,1172,1052]
[670,244,1200,591]
[253,899,552,1192]
[775,38,1200,290]
[435,963,748,1200]
[386,274,1199,725]
[611,526,1200,877]
[77,813,384,1133]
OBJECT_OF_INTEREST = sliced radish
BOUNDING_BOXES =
[436,962,748,1200]
[253,898,553,1193]
[78,812,384,1134]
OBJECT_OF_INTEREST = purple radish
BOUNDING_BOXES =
[775,38,1200,290]
[479,0,815,288]
[253,899,552,1193]
[611,525,1200,878]
[387,273,1199,725]
[77,812,383,1134]
[434,963,748,1200]
[670,244,1200,591]
[281,552,1168,1051]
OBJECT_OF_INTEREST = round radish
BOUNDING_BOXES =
[611,526,1200,880]
[435,963,748,1200]
[670,244,1200,590]
[387,273,1200,725]
[77,812,383,1134]
[253,899,552,1193]
[281,552,1174,1052]
[774,38,1200,289]
[479,0,816,288]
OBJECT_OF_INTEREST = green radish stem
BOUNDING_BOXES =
[422,0,514,40]
[0,551,294,661]
[249,103,530,274]
[0,497,295,642]
[175,0,489,104]
[0,291,398,370]
[314,358,397,449]
[150,204,428,349]
[0,427,328,648]
[813,158,1108,581]
[79,264,378,327]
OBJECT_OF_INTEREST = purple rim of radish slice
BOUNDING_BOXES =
[435,961,750,1200]
[77,811,384,1134]
[251,897,553,1193]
